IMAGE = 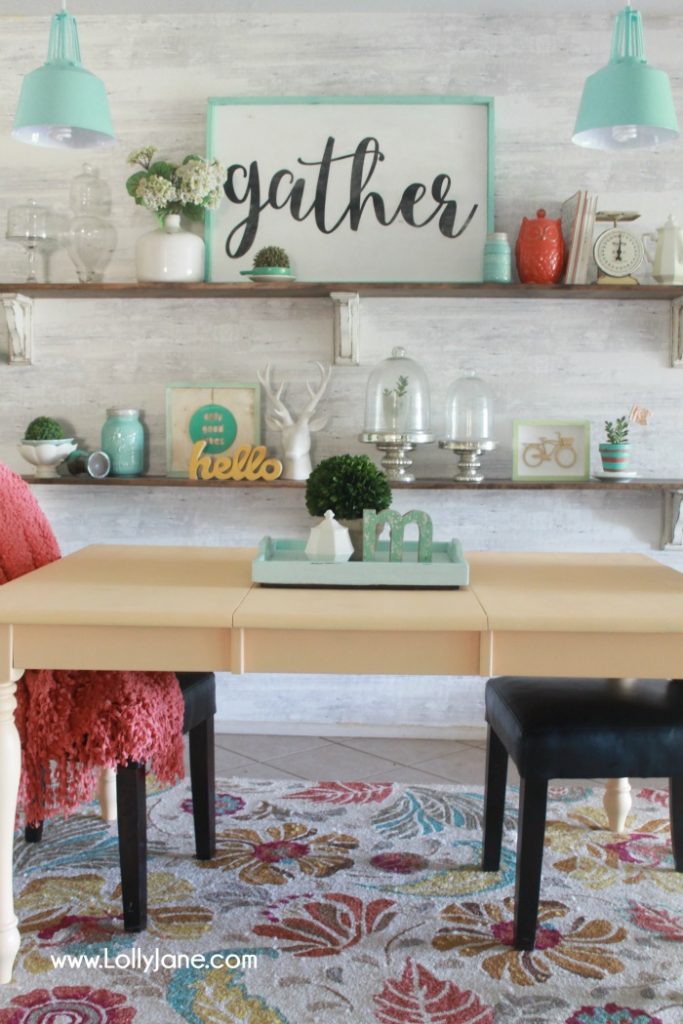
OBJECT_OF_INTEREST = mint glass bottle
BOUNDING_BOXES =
[101,408,144,477]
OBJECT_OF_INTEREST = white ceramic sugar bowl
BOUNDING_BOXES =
[305,510,354,563]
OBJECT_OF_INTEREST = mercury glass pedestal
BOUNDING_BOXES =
[438,438,497,482]
[360,346,433,482]
[359,430,433,483]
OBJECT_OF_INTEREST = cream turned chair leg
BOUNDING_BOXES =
[98,766,118,822]
[603,777,632,833]
[0,670,22,984]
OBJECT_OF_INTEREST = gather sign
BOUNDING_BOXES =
[206,97,493,284]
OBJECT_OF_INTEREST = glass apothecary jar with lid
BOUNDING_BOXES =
[439,370,497,482]
[360,346,433,482]
[67,163,117,283]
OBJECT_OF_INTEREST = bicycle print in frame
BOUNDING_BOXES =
[512,419,591,481]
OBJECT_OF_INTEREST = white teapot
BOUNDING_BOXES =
[642,215,683,285]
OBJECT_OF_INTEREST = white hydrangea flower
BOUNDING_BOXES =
[127,145,157,168]
[174,158,225,208]
[134,174,177,212]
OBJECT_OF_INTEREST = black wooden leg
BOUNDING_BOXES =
[670,776,683,871]
[482,725,508,871]
[116,760,147,932]
[189,717,215,861]
[24,822,44,843]
[514,776,548,951]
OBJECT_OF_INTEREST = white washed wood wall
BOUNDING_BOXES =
[1,9,683,736]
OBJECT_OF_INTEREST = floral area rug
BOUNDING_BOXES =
[2,778,683,1023]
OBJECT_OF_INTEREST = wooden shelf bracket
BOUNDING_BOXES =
[662,488,683,548]
[329,291,360,365]
[2,294,33,365]
[671,297,683,367]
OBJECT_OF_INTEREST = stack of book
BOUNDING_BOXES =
[561,191,598,284]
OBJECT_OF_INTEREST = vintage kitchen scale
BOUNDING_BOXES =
[593,210,644,285]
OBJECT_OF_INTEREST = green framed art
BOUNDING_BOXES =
[165,382,260,478]
[206,95,495,283]
[512,419,591,482]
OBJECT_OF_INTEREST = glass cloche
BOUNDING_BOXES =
[439,369,497,483]
[360,346,433,482]
[444,369,494,442]
[362,346,432,439]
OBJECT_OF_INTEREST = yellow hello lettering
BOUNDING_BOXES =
[188,441,282,482]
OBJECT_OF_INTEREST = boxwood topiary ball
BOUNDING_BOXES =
[305,454,391,521]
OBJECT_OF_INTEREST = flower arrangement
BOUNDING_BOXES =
[125,146,224,224]
[604,403,652,444]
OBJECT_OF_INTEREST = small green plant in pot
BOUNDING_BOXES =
[24,416,66,441]
[305,454,392,559]
[243,245,294,282]
[599,403,651,474]
[19,417,76,477]
[254,246,289,269]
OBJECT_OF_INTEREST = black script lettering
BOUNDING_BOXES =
[299,136,397,233]
[298,136,348,233]
[267,169,314,222]
[430,174,478,239]
[224,162,261,259]
[347,138,396,230]
[222,137,480,259]
[397,183,428,227]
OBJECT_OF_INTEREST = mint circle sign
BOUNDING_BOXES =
[189,403,238,454]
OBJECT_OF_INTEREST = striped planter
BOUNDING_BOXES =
[599,441,632,472]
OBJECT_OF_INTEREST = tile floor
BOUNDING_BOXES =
[210,732,666,791]
[212,732,511,786]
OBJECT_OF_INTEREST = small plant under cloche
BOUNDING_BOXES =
[24,416,65,441]
[305,454,392,522]
[253,245,290,269]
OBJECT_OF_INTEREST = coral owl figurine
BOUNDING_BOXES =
[515,208,565,284]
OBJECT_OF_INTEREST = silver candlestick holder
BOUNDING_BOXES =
[360,431,433,483]
[438,439,497,483]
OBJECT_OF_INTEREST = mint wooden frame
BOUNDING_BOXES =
[512,419,591,482]
[206,95,494,283]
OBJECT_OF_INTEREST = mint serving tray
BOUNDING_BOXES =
[252,537,469,588]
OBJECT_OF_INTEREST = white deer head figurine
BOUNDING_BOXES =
[257,362,332,480]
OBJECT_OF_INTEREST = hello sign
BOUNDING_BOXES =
[206,96,494,283]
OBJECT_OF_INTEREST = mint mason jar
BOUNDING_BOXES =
[101,408,144,477]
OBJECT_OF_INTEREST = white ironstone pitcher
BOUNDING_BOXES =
[643,214,683,285]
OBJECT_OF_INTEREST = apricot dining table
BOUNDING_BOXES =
[1,543,683,983]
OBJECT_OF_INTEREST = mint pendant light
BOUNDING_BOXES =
[12,2,115,149]
[573,3,678,150]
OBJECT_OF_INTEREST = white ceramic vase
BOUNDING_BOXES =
[135,213,204,283]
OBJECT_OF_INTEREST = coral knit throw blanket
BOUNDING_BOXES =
[0,463,184,826]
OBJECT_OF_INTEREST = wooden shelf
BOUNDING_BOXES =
[25,475,683,549]
[24,475,683,491]
[2,282,683,300]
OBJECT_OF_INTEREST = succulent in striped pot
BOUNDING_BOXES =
[599,403,651,474]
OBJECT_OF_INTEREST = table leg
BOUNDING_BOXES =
[98,766,118,822]
[0,670,22,984]
[603,777,632,833]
